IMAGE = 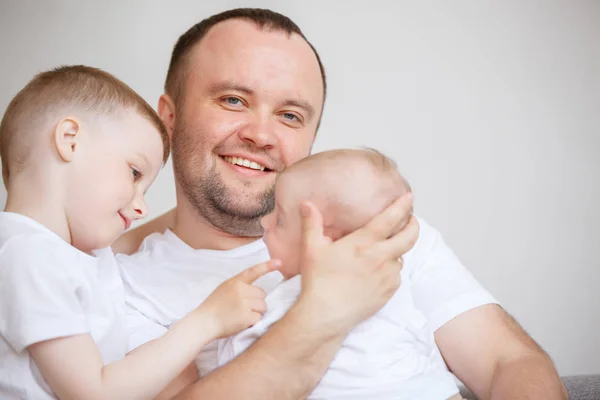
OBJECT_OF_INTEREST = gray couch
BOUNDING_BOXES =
[458,375,600,399]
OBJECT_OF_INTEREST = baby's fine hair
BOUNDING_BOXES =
[285,147,411,239]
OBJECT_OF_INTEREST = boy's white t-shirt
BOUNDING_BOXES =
[118,216,499,395]
[0,212,128,400]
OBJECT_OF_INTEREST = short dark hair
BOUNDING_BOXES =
[164,8,327,106]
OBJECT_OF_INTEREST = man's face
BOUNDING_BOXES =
[169,19,324,236]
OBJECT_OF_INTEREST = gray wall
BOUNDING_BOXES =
[1,0,598,376]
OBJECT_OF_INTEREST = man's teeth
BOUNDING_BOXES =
[223,156,266,171]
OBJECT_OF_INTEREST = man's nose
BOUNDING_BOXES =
[238,114,277,149]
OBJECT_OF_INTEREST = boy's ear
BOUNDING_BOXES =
[158,94,176,140]
[54,117,82,162]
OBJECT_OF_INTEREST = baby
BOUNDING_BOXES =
[0,65,276,399]
[217,148,464,400]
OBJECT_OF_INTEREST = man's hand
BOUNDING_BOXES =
[297,192,419,333]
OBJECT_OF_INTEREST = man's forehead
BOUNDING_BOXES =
[186,19,324,104]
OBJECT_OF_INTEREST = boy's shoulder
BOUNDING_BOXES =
[0,211,68,245]
[0,212,87,271]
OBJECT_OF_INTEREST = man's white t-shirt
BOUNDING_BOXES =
[0,212,128,400]
[117,230,283,375]
[118,216,499,392]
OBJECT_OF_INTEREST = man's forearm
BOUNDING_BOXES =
[174,299,348,400]
[490,354,567,400]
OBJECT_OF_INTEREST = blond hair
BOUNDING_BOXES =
[0,65,170,183]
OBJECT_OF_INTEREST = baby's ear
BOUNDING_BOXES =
[54,117,82,162]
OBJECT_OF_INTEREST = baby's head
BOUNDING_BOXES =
[261,148,410,279]
[0,65,170,252]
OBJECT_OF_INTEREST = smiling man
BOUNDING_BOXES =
[113,8,567,400]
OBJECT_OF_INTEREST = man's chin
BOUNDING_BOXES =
[220,199,273,220]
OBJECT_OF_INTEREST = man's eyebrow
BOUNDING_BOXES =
[281,99,315,121]
[208,81,254,95]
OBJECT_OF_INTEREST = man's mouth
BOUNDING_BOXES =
[222,156,272,172]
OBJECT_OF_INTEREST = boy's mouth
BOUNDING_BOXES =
[118,211,132,230]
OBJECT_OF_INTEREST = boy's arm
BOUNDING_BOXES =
[29,261,277,400]
[175,196,418,400]
[29,310,213,400]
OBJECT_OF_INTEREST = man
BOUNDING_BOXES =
[114,8,567,400]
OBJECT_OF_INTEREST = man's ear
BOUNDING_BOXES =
[158,94,176,140]
[54,117,82,162]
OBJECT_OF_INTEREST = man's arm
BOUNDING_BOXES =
[435,304,568,400]
[174,194,418,400]
[175,300,348,399]
[112,209,175,255]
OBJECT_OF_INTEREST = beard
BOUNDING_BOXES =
[171,117,277,237]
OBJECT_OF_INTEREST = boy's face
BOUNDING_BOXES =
[260,173,304,278]
[66,111,164,252]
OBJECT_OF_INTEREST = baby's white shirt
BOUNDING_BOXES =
[217,271,460,400]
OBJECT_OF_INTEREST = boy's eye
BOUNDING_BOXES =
[132,168,142,181]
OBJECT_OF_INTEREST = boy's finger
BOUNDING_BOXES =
[236,259,281,284]
[250,299,267,314]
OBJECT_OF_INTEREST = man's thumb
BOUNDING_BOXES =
[300,201,324,252]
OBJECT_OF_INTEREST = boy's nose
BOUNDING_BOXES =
[131,196,148,219]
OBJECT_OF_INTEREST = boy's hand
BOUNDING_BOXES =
[198,260,281,339]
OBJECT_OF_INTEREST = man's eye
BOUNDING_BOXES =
[225,97,242,105]
[283,113,298,121]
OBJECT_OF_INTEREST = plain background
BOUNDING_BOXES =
[0,0,598,376]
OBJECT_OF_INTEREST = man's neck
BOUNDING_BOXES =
[171,197,261,251]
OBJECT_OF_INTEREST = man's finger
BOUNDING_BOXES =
[299,200,325,254]
[349,192,414,245]
[367,215,420,264]
[235,259,281,284]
